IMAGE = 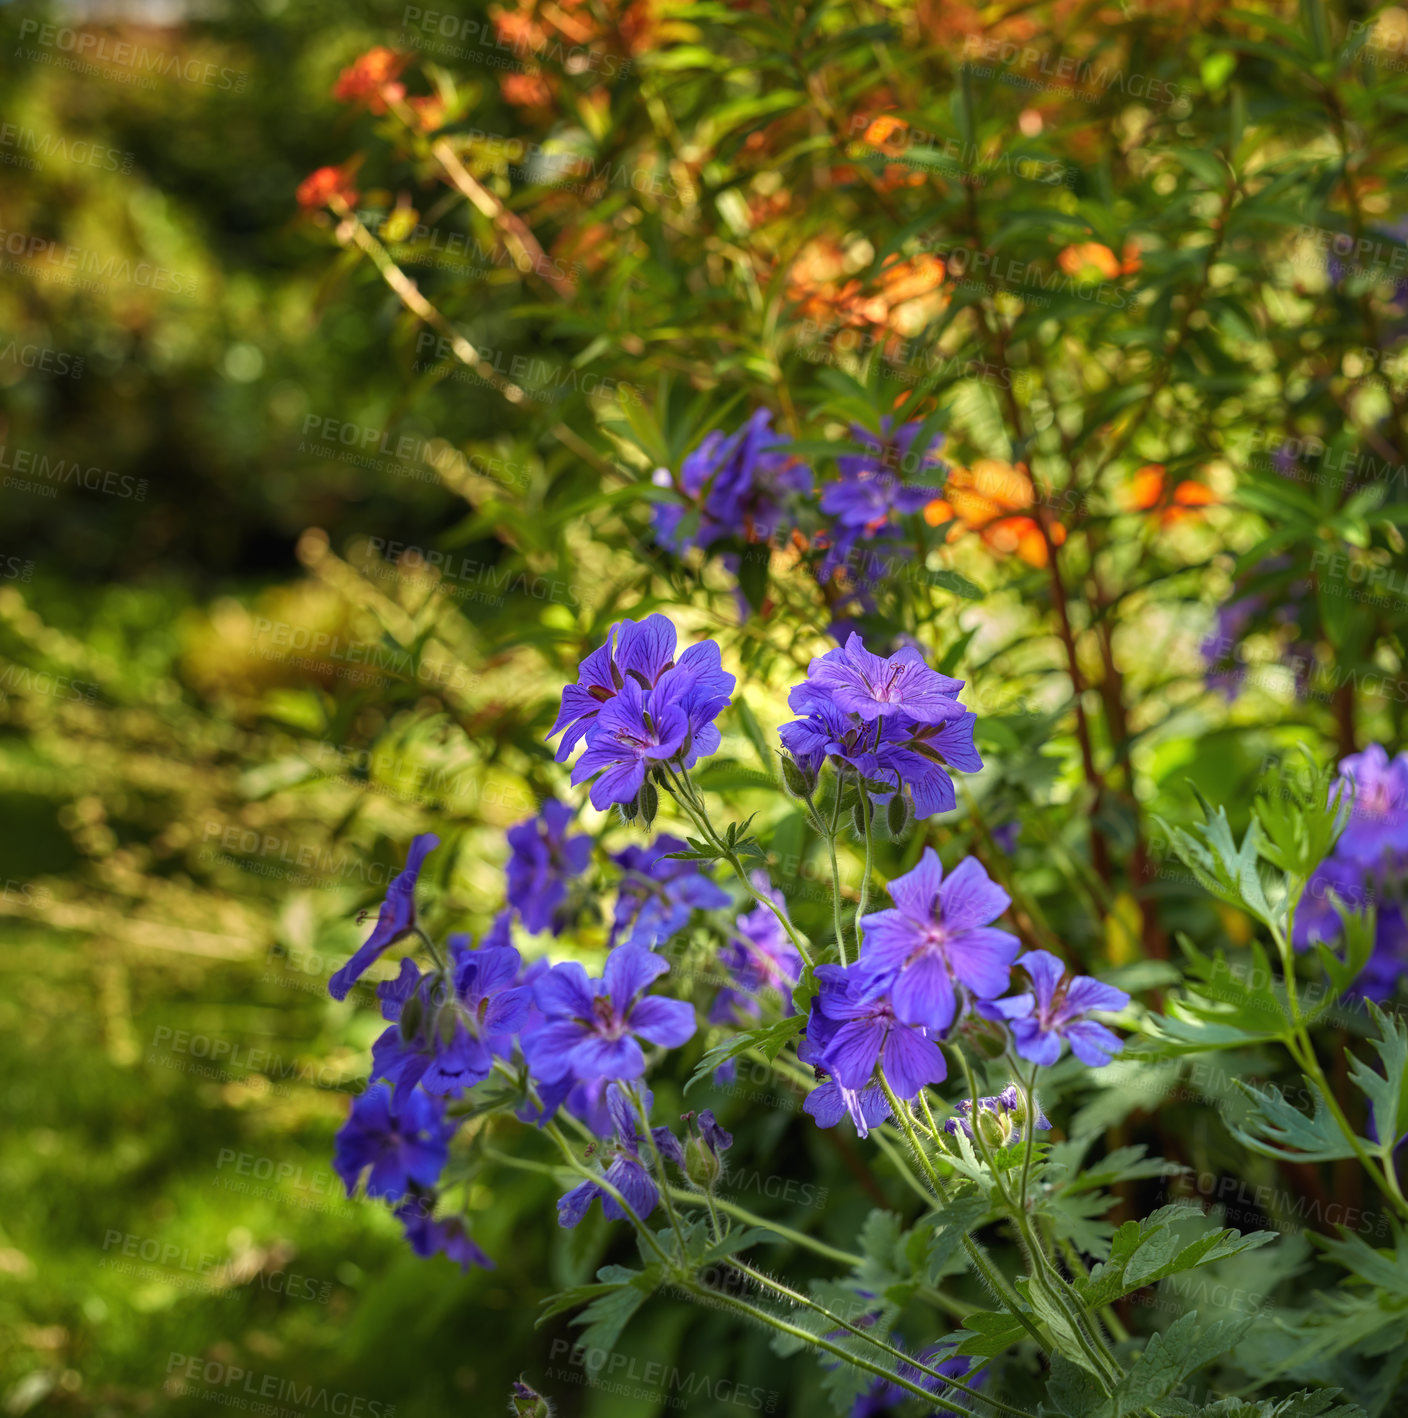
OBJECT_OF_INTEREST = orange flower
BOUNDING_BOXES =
[296,165,359,211]
[1057,241,1121,281]
[332,47,407,113]
[1119,239,1141,275]
[924,459,1064,566]
[407,95,446,133]
[1125,464,1216,524]
[500,71,554,109]
[863,113,910,150]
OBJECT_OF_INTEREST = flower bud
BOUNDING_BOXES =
[398,991,424,1042]
[685,1133,723,1189]
[509,1380,554,1417]
[886,791,912,840]
[780,752,817,799]
[638,779,660,828]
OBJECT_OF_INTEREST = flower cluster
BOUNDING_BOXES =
[325,620,1132,1287]
[653,409,812,556]
[327,819,709,1265]
[1294,744,1408,998]
[819,419,944,583]
[802,851,1128,1133]
[550,614,734,811]
[780,634,980,819]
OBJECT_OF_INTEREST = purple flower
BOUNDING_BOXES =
[571,677,689,809]
[1293,855,1372,950]
[710,878,803,1024]
[870,710,983,819]
[505,800,592,935]
[333,1084,449,1202]
[943,1083,1052,1143]
[806,962,947,1100]
[802,1077,893,1139]
[982,949,1128,1067]
[397,1203,493,1271]
[819,420,945,582]
[527,947,696,1083]
[1336,745,1408,867]
[779,695,894,784]
[654,409,812,555]
[329,834,439,1000]
[556,1085,683,1228]
[548,614,677,759]
[610,835,730,949]
[548,614,734,763]
[793,634,966,725]
[856,850,1020,1034]
[371,934,531,1102]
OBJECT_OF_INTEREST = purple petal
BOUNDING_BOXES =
[628,995,697,1048]
[937,857,1011,933]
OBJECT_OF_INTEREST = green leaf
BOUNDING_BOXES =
[1345,1002,1408,1155]
[929,568,984,600]
[1228,1078,1360,1163]
[1079,1205,1276,1309]
[1154,788,1281,929]
[1109,1311,1253,1415]
[951,1307,1030,1360]
[684,1014,804,1094]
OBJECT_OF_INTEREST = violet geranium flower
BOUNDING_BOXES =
[981,949,1129,1067]
[792,634,966,725]
[556,1085,684,1228]
[856,849,1020,1034]
[332,1084,449,1201]
[397,1204,493,1271]
[609,835,731,948]
[1336,744,1408,867]
[527,947,695,1084]
[548,614,734,761]
[371,934,530,1102]
[806,963,947,1100]
[329,833,440,1000]
[570,677,689,810]
[505,799,591,935]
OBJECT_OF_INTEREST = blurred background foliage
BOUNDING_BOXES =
[4,0,1408,1412]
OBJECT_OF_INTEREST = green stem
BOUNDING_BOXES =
[680,1281,987,1418]
[666,1187,859,1267]
[855,787,875,945]
[728,1260,1037,1418]
[876,1073,1049,1353]
[664,766,816,968]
